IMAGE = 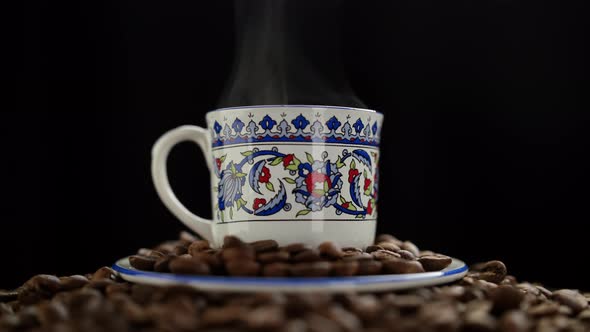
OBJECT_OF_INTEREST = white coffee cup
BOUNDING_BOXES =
[152,105,384,248]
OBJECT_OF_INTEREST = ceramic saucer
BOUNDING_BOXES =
[113,257,467,293]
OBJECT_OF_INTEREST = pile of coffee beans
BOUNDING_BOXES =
[127,233,453,277]
[1,233,588,332]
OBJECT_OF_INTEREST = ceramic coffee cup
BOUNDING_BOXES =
[152,105,384,248]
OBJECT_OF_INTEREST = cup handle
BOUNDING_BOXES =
[151,125,213,242]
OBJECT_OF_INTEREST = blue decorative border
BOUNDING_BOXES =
[209,105,381,114]
[112,258,468,286]
[211,112,382,148]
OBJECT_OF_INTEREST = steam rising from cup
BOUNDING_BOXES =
[218,0,367,109]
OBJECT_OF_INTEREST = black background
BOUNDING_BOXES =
[3,0,589,289]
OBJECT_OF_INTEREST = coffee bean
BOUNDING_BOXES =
[92,267,114,281]
[38,301,69,325]
[222,235,245,248]
[324,305,362,331]
[318,241,344,259]
[201,305,247,326]
[59,275,89,291]
[226,260,260,276]
[153,256,173,272]
[536,285,553,298]
[221,246,256,262]
[371,249,401,261]
[382,258,425,274]
[244,306,285,330]
[375,234,403,246]
[418,301,460,332]
[258,250,290,264]
[250,239,279,253]
[262,263,291,277]
[472,260,507,284]
[578,309,590,321]
[490,285,525,313]
[292,249,322,263]
[357,261,383,275]
[281,243,307,254]
[290,262,332,277]
[400,241,420,257]
[332,261,359,276]
[342,247,363,254]
[397,250,416,261]
[306,313,342,332]
[463,310,497,332]
[343,252,373,261]
[376,242,401,252]
[188,240,210,255]
[499,310,530,332]
[553,289,588,314]
[169,257,210,275]
[105,283,131,297]
[173,245,188,256]
[365,245,383,253]
[191,252,223,270]
[24,275,62,294]
[129,255,157,271]
[418,255,452,271]
[0,290,18,302]
[527,302,560,316]
[179,231,198,242]
[349,294,382,321]
[516,283,541,296]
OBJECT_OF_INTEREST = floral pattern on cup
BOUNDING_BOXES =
[213,147,378,222]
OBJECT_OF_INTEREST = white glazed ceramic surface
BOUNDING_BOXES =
[152,106,384,248]
[113,257,468,293]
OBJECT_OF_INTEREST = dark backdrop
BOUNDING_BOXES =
[3,0,589,289]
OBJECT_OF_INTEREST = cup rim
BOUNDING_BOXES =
[207,104,382,115]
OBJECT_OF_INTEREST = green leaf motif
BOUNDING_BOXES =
[323,181,329,193]
[241,151,253,157]
[363,169,368,178]
[220,155,227,163]
[266,182,275,192]
[296,209,312,217]
[235,172,247,178]
[364,185,373,196]
[286,164,299,171]
[336,156,345,169]
[283,177,296,184]
[339,196,346,204]
[351,160,356,170]
[306,152,315,164]
[229,208,234,220]
[230,162,237,174]
[270,157,284,166]
[356,214,364,219]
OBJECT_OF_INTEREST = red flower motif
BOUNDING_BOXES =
[305,171,331,198]
[253,198,267,210]
[367,200,374,215]
[348,169,359,183]
[215,158,222,170]
[259,166,271,183]
[283,154,295,167]
[341,202,350,209]
[364,178,372,191]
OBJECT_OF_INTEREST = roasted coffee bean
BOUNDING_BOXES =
[24,275,62,294]
[382,258,425,274]
[191,252,223,270]
[499,310,530,332]
[154,256,173,272]
[0,290,18,302]
[222,235,245,248]
[463,309,497,332]
[343,252,373,261]
[342,247,363,254]
[490,285,525,313]
[418,301,460,332]
[226,260,260,276]
[173,245,188,256]
[292,249,322,263]
[244,305,285,330]
[258,250,290,264]
[169,257,210,275]
[282,243,307,254]
[371,249,401,261]
[527,302,560,316]
[375,234,403,245]
[306,313,342,332]
[536,285,553,298]
[105,283,131,297]
[290,262,332,277]
[364,245,383,253]
[188,240,210,255]
[553,289,588,313]
[472,260,507,284]
[222,246,256,261]
[179,231,198,242]
[250,239,279,253]
[37,300,69,325]
[58,275,89,291]
[397,250,416,261]
[129,255,157,271]
[400,241,420,257]
[357,261,383,275]
[418,254,452,271]
[332,261,359,276]
[324,305,362,331]
[92,267,114,280]
[262,263,291,277]
[201,305,247,326]
[318,241,344,259]
[376,242,401,252]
